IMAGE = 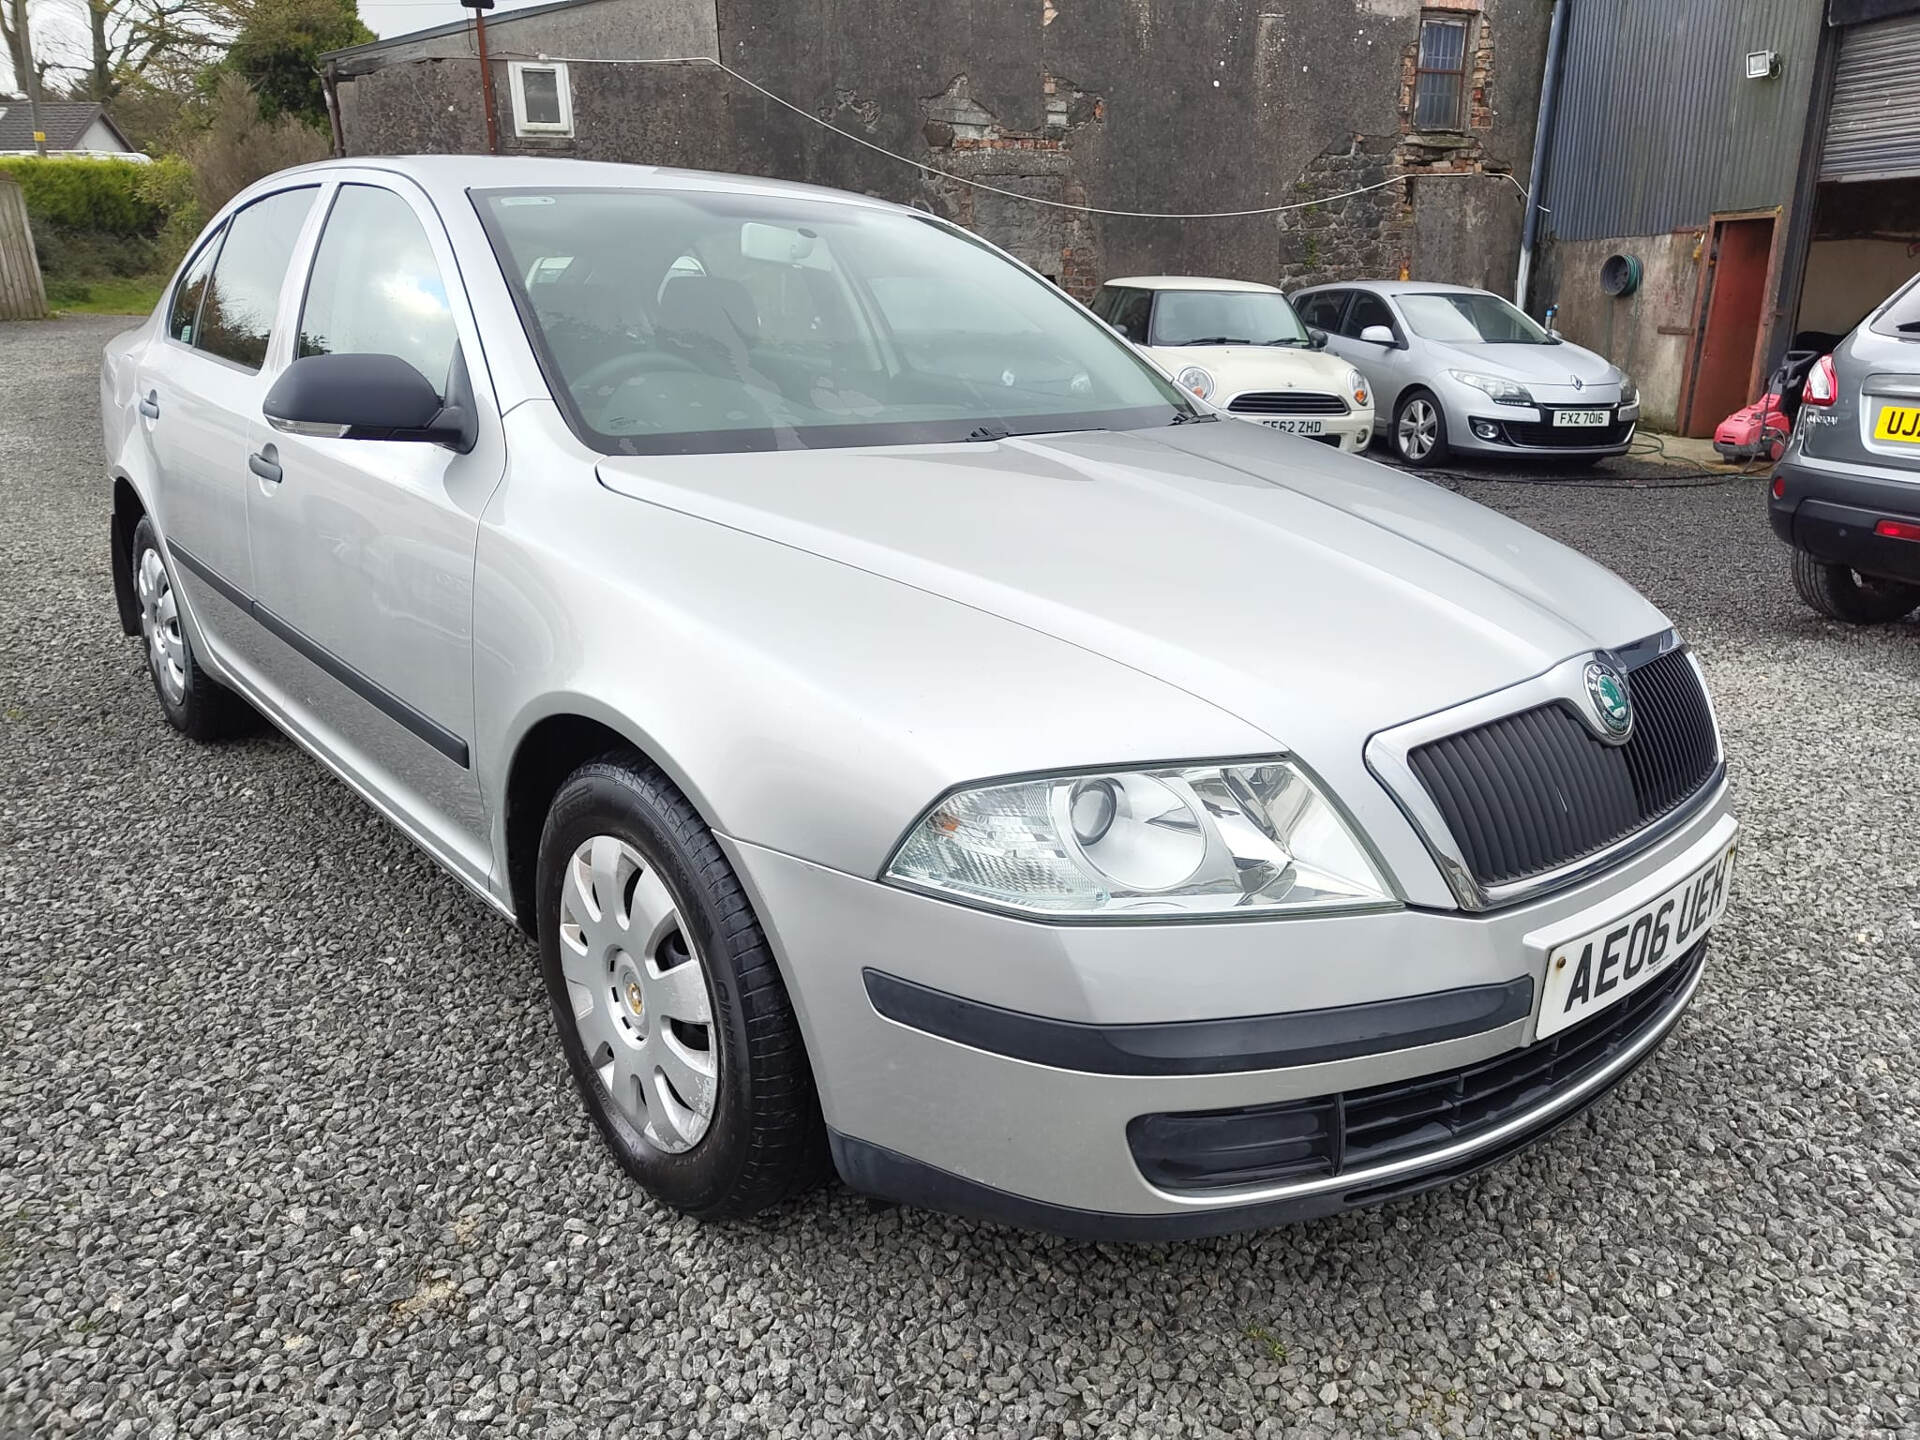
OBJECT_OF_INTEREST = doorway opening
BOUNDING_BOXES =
[1680,214,1778,437]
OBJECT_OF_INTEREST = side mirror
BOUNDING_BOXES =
[1307,327,1329,350]
[264,351,476,452]
[1358,325,1398,347]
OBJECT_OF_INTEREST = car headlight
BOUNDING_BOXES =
[1175,365,1215,400]
[1618,375,1639,407]
[884,758,1395,919]
[1450,370,1534,406]
[1347,367,1369,408]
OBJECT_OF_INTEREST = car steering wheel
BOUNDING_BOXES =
[569,348,705,395]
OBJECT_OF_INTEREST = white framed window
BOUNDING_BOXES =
[509,61,573,136]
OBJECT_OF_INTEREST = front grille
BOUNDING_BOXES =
[1129,939,1703,1192]
[1501,412,1634,447]
[1227,391,1349,415]
[1408,647,1718,889]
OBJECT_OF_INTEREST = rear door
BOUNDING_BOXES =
[242,177,504,887]
[135,186,319,655]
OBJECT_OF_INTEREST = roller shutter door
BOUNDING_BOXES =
[1822,15,1920,181]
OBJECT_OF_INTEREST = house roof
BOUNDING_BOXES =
[0,100,133,153]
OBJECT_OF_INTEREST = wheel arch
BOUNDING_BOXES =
[110,473,147,637]
[496,698,727,936]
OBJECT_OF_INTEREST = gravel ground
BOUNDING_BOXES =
[3,315,1917,1440]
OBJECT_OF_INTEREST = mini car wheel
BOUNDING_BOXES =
[536,754,826,1217]
[1393,389,1450,468]
[1790,549,1920,623]
[129,516,252,740]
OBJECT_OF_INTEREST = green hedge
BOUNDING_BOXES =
[0,156,167,237]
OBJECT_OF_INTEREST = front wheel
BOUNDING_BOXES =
[1790,550,1920,623]
[536,754,826,1218]
[1392,389,1451,468]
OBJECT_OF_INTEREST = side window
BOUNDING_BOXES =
[196,187,318,371]
[1295,290,1348,333]
[298,185,458,396]
[1344,291,1397,339]
[1089,287,1116,322]
[167,228,224,346]
[1112,289,1152,343]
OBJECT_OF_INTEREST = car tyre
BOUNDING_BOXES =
[1790,549,1920,623]
[536,753,827,1218]
[1392,389,1450,468]
[129,516,253,741]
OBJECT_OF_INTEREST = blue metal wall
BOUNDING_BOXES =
[1542,0,1827,241]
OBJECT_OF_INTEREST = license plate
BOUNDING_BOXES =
[1552,409,1610,427]
[1535,840,1736,1039]
[1260,418,1325,435]
[1872,404,1920,443]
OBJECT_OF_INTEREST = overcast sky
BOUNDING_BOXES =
[2,0,560,95]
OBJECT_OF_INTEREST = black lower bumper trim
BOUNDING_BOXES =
[862,968,1534,1076]
[1771,459,1920,584]
[829,1039,1653,1241]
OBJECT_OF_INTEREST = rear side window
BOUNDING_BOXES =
[167,230,223,345]
[1869,275,1920,339]
[196,187,318,370]
[298,184,458,396]
[1295,290,1348,332]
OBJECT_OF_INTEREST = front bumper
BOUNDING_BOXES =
[1440,389,1638,459]
[1770,453,1920,585]
[722,779,1733,1237]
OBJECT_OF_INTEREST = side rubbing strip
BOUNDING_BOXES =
[863,968,1535,1076]
[164,540,471,769]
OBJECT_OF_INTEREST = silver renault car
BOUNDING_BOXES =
[1291,281,1640,469]
[102,158,1735,1238]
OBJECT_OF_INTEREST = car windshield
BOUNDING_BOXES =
[1869,273,1920,339]
[1397,292,1555,345]
[474,188,1196,454]
[1148,289,1310,347]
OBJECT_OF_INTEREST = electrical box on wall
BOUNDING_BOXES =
[1745,50,1781,80]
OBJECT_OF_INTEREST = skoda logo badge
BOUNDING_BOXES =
[1584,658,1632,741]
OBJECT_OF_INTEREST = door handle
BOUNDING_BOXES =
[248,447,283,484]
[138,391,160,419]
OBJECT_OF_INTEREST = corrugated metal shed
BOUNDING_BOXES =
[1542,0,1826,241]
[1820,14,1920,180]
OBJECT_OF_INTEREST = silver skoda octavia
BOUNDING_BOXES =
[101,158,1736,1238]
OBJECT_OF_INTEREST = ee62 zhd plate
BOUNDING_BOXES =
[1535,838,1736,1039]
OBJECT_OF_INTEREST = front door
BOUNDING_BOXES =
[1685,216,1775,436]
[244,178,505,888]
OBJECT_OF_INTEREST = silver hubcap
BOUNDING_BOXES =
[1398,398,1438,460]
[134,547,186,703]
[558,835,717,1152]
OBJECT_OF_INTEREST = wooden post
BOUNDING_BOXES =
[0,175,50,319]
[474,7,500,155]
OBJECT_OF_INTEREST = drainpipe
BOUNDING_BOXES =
[1515,0,1570,314]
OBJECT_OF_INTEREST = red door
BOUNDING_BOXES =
[1686,217,1774,436]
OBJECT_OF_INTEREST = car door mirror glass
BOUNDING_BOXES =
[1359,325,1398,346]
[264,352,469,448]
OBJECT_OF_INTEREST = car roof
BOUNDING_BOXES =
[1102,275,1284,293]
[1292,280,1495,298]
[241,154,919,216]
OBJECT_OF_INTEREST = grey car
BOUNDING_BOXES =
[1769,273,1920,623]
[102,157,1735,1238]
[1292,281,1640,469]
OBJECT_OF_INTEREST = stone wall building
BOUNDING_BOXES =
[326,0,1550,300]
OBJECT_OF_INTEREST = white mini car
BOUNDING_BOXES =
[1091,276,1374,452]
